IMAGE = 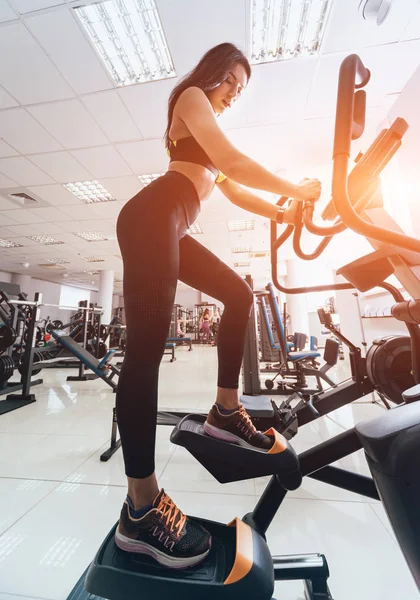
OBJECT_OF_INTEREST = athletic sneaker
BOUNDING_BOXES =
[203,403,274,452]
[115,489,212,569]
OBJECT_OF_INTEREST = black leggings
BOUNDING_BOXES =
[116,172,253,478]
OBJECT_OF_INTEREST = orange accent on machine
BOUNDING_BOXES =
[264,427,288,454]
[224,518,254,585]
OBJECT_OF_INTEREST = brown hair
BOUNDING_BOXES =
[164,43,251,149]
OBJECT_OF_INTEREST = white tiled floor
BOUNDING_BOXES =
[0,346,418,600]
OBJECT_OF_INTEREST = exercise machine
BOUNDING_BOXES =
[67,54,420,600]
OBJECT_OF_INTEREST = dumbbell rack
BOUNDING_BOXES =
[0,292,43,416]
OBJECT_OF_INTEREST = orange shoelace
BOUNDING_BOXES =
[238,404,258,435]
[157,492,187,537]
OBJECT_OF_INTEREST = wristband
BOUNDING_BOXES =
[276,209,285,224]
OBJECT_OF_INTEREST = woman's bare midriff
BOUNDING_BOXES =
[167,161,216,202]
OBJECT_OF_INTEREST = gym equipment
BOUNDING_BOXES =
[0,324,17,352]
[167,336,193,350]
[256,283,340,394]
[163,342,176,362]
[72,398,420,600]
[67,54,420,600]
[0,293,43,415]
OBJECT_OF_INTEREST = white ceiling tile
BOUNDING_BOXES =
[0,139,19,158]
[25,8,113,95]
[0,84,19,109]
[118,78,175,138]
[0,157,54,186]
[58,204,105,220]
[82,90,142,142]
[4,209,45,224]
[70,146,132,178]
[58,220,87,233]
[158,0,247,76]
[1,223,42,237]
[0,22,75,105]
[0,212,19,226]
[322,0,419,54]
[400,3,420,41]
[27,184,83,206]
[0,226,15,237]
[9,0,65,13]
[0,108,63,154]
[0,173,18,188]
[28,99,109,149]
[29,151,93,183]
[85,202,122,220]
[27,207,70,222]
[0,0,17,22]
[246,58,318,125]
[97,176,141,201]
[0,195,19,209]
[116,139,168,174]
[29,221,67,235]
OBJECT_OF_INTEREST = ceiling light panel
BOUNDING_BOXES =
[73,0,176,87]
[187,223,203,235]
[137,173,165,186]
[0,238,23,248]
[232,246,252,254]
[46,258,70,264]
[83,256,106,262]
[63,181,116,203]
[250,0,332,64]
[27,235,64,245]
[75,231,109,242]
[234,261,251,267]
[228,220,255,231]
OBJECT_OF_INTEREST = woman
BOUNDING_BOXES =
[200,308,212,343]
[115,42,321,569]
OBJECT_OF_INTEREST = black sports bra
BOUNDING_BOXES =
[168,136,226,183]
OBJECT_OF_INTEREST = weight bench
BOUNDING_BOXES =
[264,283,340,394]
[167,337,193,351]
[164,342,176,362]
[50,330,122,461]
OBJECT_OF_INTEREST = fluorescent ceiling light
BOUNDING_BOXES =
[232,246,252,254]
[74,0,175,86]
[63,181,116,203]
[138,173,165,186]
[187,223,203,235]
[228,220,255,231]
[0,238,23,248]
[234,261,251,267]
[250,0,332,64]
[46,258,69,265]
[83,256,106,262]
[75,231,109,242]
[28,235,64,245]
[250,251,270,258]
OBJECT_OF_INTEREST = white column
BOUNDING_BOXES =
[285,259,309,335]
[98,270,114,324]
[11,273,32,292]
[333,271,366,360]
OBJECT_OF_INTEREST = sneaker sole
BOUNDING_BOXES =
[114,529,211,570]
[203,421,270,453]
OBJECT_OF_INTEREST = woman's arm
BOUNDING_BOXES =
[176,87,319,201]
[217,178,299,223]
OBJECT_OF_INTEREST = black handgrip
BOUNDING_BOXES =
[333,55,370,158]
